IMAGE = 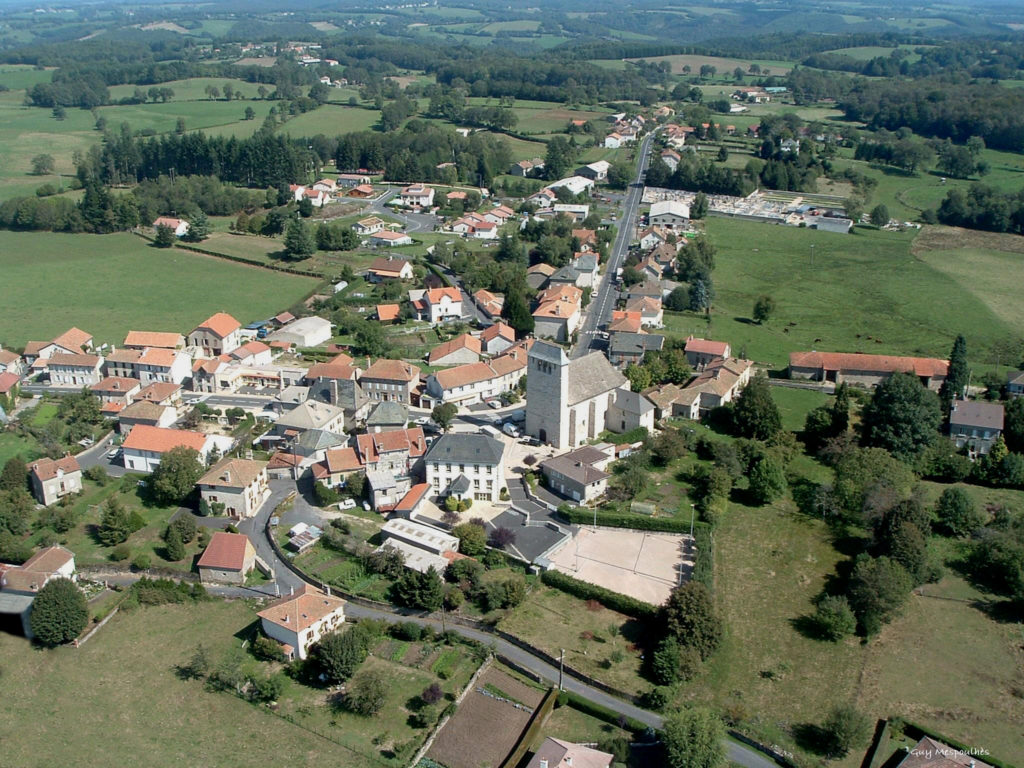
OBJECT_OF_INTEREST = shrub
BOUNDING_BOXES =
[819,704,872,758]
[393,621,423,641]
[29,577,88,646]
[128,510,147,533]
[131,553,151,571]
[489,527,517,549]
[314,482,341,506]
[421,682,444,705]
[346,668,388,716]
[811,595,856,641]
[83,465,109,485]
[452,522,487,556]
[252,635,287,662]
[557,506,706,534]
[934,487,986,537]
[110,543,131,562]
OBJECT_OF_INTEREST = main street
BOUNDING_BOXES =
[571,130,657,360]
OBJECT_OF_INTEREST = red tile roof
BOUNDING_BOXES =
[376,304,401,322]
[789,351,948,378]
[123,331,182,349]
[258,584,345,632]
[394,483,430,514]
[47,352,100,368]
[428,334,482,364]
[122,425,206,454]
[362,359,419,383]
[480,322,515,343]
[197,532,252,571]
[193,312,241,339]
[52,327,92,351]
[0,371,20,394]
[136,382,180,403]
[426,287,462,304]
[684,337,729,357]
[325,447,362,473]
[30,455,80,481]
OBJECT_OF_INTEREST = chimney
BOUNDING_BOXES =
[566,758,573,767]
[539,762,548,768]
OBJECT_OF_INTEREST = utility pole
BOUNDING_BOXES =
[559,648,565,691]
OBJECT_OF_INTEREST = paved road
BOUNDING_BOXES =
[75,433,128,477]
[367,188,438,233]
[571,131,657,360]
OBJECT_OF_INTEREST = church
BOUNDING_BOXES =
[525,341,655,449]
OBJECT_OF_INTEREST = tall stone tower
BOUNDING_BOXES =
[525,340,570,448]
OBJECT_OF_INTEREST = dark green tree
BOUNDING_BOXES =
[345,668,388,715]
[662,707,726,768]
[665,286,689,311]
[732,375,782,442]
[690,192,709,219]
[811,595,856,641]
[452,523,487,557]
[431,403,457,432]
[311,629,366,684]
[183,211,210,242]
[663,581,722,660]
[284,218,316,259]
[869,204,890,227]
[934,487,985,537]
[819,704,872,758]
[153,224,176,248]
[0,456,27,493]
[748,453,787,505]
[97,497,131,546]
[29,577,87,647]
[847,555,912,636]
[164,527,185,561]
[752,295,775,324]
[861,373,942,461]
[688,278,712,313]
[151,446,203,505]
[501,289,534,336]
[938,334,968,415]
[1005,396,1024,454]
[606,158,633,189]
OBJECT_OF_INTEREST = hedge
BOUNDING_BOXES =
[559,689,651,735]
[541,569,658,621]
[558,507,710,535]
[692,526,714,594]
[500,688,558,768]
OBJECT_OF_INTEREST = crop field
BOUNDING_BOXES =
[664,219,1020,369]
[0,231,316,347]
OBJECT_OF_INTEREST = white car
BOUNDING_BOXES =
[339,499,357,510]
[362,501,371,511]
[502,422,520,438]
[486,399,502,409]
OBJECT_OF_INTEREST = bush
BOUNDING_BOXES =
[252,635,287,662]
[820,704,872,758]
[83,465,109,485]
[314,482,341,506]
[131,553,151,571]
[30,577,88,646]
[393,621,423,641]
[346,668,388,716]
[421,682,444,705]
[110,543,131,562]
[811,595,856,641]
[128,510,147,533]
[934,487,986,537]
[452,522,487,556]
[558,506,705,535]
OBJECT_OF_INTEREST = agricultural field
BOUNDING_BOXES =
[281,104,382,137]
[0,231,316,347]
[107,77,263,103]
[0,64,55,91]
[664,219,1020,370]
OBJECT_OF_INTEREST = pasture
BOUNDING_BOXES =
[625,53,793,77]
[0,64,54,91]
[0,231,316,347]
[280,104,382,137]
[108,77,263,102]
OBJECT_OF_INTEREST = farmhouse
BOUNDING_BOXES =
[949,399,1004,457]
[371,230,414,247]
[367,257,414,282]
[196,458,270,519]
[788,351,949,391]
[188,312,242,356]
[379,518,459,573]
[510,158,545,177]
[29,456,82,507]
[650,358,754,420]
[152,216,189,237]
[196,532,257,585]
[257,584,346,661]
[684,336,731,370]
[425,433,506,502]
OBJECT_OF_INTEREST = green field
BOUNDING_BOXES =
[667,219,1019,370]
[107,77,263,103]
[0,231,316,347]
[0,64,54,91]
[281,104,382,137]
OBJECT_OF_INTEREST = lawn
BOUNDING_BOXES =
[0,231,317,347]
[0,430,43,466]
[666,219,1018,370]
[0,601,354,768]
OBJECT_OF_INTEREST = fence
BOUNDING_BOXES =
[499,688,558,768]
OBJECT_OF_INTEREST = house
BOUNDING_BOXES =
[196,532,257,585]
[376,304,401,323]
[367,257,413,282]
[348,183,376,198]
[1007,370,1024,398]
[526,262,557,291]
[895,736,993,768]
[626,280,663,301]
[257,584,346,660]
[473,289,504,319]
[371,230,414,247]
[526,342,631,449]
[0,545,77,639]
[528,188,557,209]
[337,173,371,187]
[510,158,545,177]
[312,178,337,193]
[604,132,625,148]
[379,518,459,573]
[483,205,515,225]
[229,340,274,366]
[576,161,610,181]
[547,263,587,289]
[949,400,1004,457]
[445,190,467,204]
[47,353,103,387]
[539,445,614,503]
[356,427,428,509]
[117,400,177,432]
[90,377,141,415]
[788,351,948,391]
[572,229,598,251]
[0,348,23,378]
[121,425,210,473]
[413,287,463,324]
[428,334,482,367]
[423,348,527,407]
[425,433,506,502]
[197,458,270,519]
[552,204,590,222]
[354,216,386,236]
[366,400,409,433]
[0,371,21,399]
[152,216,189,237]
[268,316,332,348]
[660,149,681,171]
[480,322,515,355]
[606,387,656,433]
[399,184,435,208]
[527,738,613,768]
[29,456,82,506]
[360,359,420,404]
[312,446,363,489]
[135,381,182,407]
[608,332,664,368]
[684,337,731,370]
[638,227,669,250]
[649,200,690,228]
[647,242,679,274]
[134,347,192,385]
[271,400,346,443]
[392,482,431,518]
[546,176,594,196]
[624,296,664,327]
[661,358,754,420]
[123,331,184,350]
[608,310,643,335]
[188,312,242,356]
[533,298,581,343]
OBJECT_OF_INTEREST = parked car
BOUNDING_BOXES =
[485,398,502,409]
[502,422,520,438]
[107,448,120,459]
[362,501,371,511]
[339,499,357,510]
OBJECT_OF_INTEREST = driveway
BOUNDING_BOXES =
[75,433,128,478]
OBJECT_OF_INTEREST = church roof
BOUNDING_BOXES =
[567,353,626,406]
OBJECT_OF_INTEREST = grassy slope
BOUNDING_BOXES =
[0,231,316,347]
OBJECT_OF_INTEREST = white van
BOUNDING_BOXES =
[502,422,520,438]
[481,425,502,439]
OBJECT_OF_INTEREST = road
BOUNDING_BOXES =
[366,188,438,233]
[571,130,657,360]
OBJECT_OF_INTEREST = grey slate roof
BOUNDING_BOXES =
[568,352,627,406]
[424,433,505,465]
[609,333,664,356]
[450,474,472,495]
[548,264,581,283]
[612,387,655,415]
[540,447,611,485]
[530,340,569,366]
[367,400,408,427]
[367,468,397,490]
[276,399,344,430]
[294,428,347,455]
[949,399,1004,431]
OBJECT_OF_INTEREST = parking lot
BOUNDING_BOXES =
[545,526,693,605]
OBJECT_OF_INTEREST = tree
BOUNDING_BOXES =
[183,211,210,242]
[311,629,367,684]
[717,145,729,162]
[934,487,984,536]
[819,704,872,758]
[153,224,176,248]
[860,373,941,461]
[752,295,775,324]
[748,454,787,505]
[221,83,234,102]
[164,527,185,561]
[688,278,712,313]
[31,154,55,175]
[489,527,517,549]
[663,581,722,660]
[298,196,313,218]
[431,403,457,432]
[0,456,27,493]
[811,595,856,641]
[869,204,890,228]
[690,192,708,220]
[151,446,203,505]
[938,334,968,414]
[244,106,255,120]
[346,668,388,715]
[180,643,211,679]
[284,218,316,259]
[651,636,684,685]
[452,522,487,556]
[1006,396,1024,454]
[98,498,131,546]
[421,682,444,704]
[501,289,534,336]
[662,707,726,768]
[175,117,186,135]
[607,158,633,189]
[29,577,87,646]
[665,286,689,312]
[847,555,912,636]
[732,375,782,441]
[394,566,444,610]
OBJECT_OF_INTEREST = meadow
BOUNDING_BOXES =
[667,218,1020,369]
[280,104,382,136]
[0,231,316,347]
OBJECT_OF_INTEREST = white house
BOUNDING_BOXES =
[152,217,189,237]
[196,458,271,519]
[353,216,386,236]
[257,585,346,661]
[188,312,243,356]
[546,176,594,196]
[47,353,103,387]
[413,287,463,324]
[576,161,610,181]
[120,425,212,473]
[425,433,506,502]
[649,200,690,228]
[370,230,414,247]
[399,184,435,208]
[423,349,527,407]
[29,456,83,506]
[604,132,625,149]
